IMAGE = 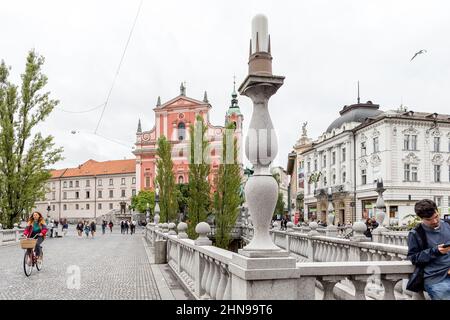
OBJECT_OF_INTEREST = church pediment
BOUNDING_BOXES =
[155,96,209,111]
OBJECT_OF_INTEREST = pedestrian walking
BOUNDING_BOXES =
[125,220,129,234]
[108,220,114,233]
[407,199,450,300]
[120,220,124,234]
[84,222,91,238]
[130,220,135,235]
[76,220,84,237]
[90,220,96,238]
[101,220,107,235]
[62,221,68,237]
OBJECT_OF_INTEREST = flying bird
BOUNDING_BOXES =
[410,49,427,61]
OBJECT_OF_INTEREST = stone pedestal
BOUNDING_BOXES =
[228,253,299,300]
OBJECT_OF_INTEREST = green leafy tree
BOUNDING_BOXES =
[0,50,63,227]
[176,183,189,220]
[213,123,242,249]
[131,190,155,214]
[187,115,211,238]
[156,136,178,223]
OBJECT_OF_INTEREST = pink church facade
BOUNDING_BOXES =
[133,83,243,192]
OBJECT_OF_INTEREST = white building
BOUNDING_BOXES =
[270,166,290,217]
[302,101,450,225]
[34,159,136,222]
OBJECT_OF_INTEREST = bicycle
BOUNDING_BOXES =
[20,234,44,277]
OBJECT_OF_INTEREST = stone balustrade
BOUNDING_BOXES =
[144,223,421,300]
[0,228,24,245]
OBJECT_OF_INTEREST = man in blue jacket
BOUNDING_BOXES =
[407,199,450,300]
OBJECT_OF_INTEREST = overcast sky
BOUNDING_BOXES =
[1,0,450,170]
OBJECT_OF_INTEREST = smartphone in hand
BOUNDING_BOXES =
[443,243,450,248]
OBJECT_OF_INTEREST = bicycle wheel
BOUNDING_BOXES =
[36,250,44,271]
[23,250,33,277]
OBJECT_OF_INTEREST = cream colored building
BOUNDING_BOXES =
[34,159,136,222]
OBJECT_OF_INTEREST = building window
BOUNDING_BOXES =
[109,203,113,210]
[145,176,150,188]
[404,135,418,151]
[98,203,102,210]
[86,191,90,199]
[411,166,418,182]
[323,155,326,167]
[69,181,73,188]
[75,181,79,188]
[342,148,346,162]
[98,190,102,198]
[63,181,67,188]
[109,178,113,186]
[132,189,136,197]
[178,176,184,184]
[121,178,125,185]
[179,150,183,157]
[86,180,90,187]
[434,165,441,182]
[314,160,318,171]
[75,191,79,199]
[63,204,67,211]
[361,169,367,185]
[332,152,336,165]
[121,190,126,198]
[361,142,366,156]
[178,122,186,141]
[434,196,442,213]
[132,177,136,184]
[404,164,411,181]
[373,137,379,153]
[109,190,114,198]
[63,192,67,200]
[323,177,327,187]
[332,174,336,185]
[52,192,56,200]
[434,137,440,152]
[307,162,311,173]
[52,205,55,211]
[98,179,102,186]
[342,171,346,183]
[86,204,90,210]
[75,204,79,210]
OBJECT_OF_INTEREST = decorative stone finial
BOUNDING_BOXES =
[156,96,161,107]
[351,221,370,242]
[177,222,188,239]
[194,222,212,246]
[286,221,294,232]
[137,119,142,133]
[203,91,209,103]
[168,222,177,235]
[180,82,186,96]
[161,223,169,233]
[308,221,319,236]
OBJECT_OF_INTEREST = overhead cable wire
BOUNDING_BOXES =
[94,0,143,134]
[55,102,106,114]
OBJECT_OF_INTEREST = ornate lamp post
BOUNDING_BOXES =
[154,187,160,226]
[237,14,286,257]
[372,177,387,241]
[326,187,338,237]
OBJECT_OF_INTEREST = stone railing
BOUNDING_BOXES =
[0,228,24,245]
[377,231,409,247]
[144,222,422,300]
[145,222,233,300]
[242,225,408,263]
[208,226,242,240]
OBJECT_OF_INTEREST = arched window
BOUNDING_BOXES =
[178,122,186,141]
[178,176,184,184]
[179,149,183,157]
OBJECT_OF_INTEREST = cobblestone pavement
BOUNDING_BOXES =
[0,227,163,300]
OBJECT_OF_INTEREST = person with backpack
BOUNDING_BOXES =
[407,199,450,300]
[76,220,84,237]
[108,220,114,233]
[83,221,91,238]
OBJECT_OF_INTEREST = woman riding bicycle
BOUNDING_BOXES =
[23,211,48,259]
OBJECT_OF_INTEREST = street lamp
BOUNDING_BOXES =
[154,187,160,226]
[47,201,51,219]
[326,187,338,237]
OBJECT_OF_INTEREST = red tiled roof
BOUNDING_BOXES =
[50,159,135,178]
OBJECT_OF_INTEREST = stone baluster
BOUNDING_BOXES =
[223,266,231,300]
[177,222,188,239]
[215,263,227,300]
[204,258,214,299]
[0,231,3,245]
[380,275,402,300]
[318,276,345,300]
[210,260,220,299]
[168,222,177,235]
[350,276,368,300]
[200,254,209,297]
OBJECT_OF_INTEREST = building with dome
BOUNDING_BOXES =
[300,100,450,225]
[133,83,243,192]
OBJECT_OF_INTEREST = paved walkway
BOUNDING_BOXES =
[0,227,192,300]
